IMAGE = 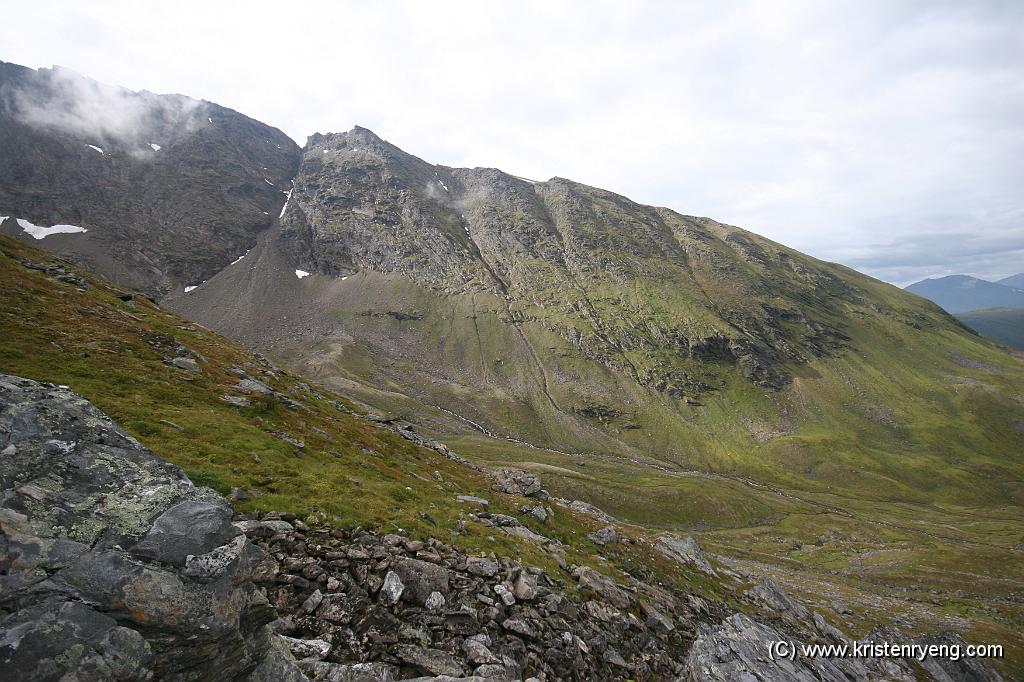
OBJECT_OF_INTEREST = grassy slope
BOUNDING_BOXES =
[0,233,744,624]
[261,241,1024,674]
[957,308,1024,350]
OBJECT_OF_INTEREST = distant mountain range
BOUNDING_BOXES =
[905,274,1024,313]
[905,273,1024,349]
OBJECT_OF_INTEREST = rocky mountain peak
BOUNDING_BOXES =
[0,60,301,297]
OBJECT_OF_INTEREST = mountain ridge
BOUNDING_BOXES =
[0,60,301,296]
[2,62,1024,677]
[905,274,1024,314]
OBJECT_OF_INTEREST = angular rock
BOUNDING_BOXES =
[466,556,500,577]
[0,374,303,680]
[236,378,273,394]
[587,526,619,546]
[492,468,542,497]
[379,570,404,604]
[221,394,251,407]
[456,494,489,509]
[493,583,516,606]
[513,572,539,601]
[574,566,633,608]
[519,504,548,523]
[316,594,353,624]
[655,533,715,575]
[747,579,810,623]
[502,525,552,544]
[278,634,332,660]
[391,556,449,606]
[299,660,397,681]
[683,612,917,682]
[170,356,202,372]
[565,499,617,524]
[425,591,446,610]
[502,617,538,639]
[393,644,465,677]
[463,633,498,665]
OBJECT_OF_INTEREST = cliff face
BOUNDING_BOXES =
[277,127,860,394]
[0,61,301,297]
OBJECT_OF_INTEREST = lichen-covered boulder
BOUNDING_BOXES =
[0,374,303,681]
[492,468,542,497]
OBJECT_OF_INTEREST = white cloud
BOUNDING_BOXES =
[1,0,1021,284]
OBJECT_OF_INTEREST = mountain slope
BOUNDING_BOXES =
[957,307,1024,350]
[176,127,1024,511]
[168,129,1024,669]
[905,274,1024,314]
[1,233,1018,679]
[0,61,301,296]
[997,272,1024,289]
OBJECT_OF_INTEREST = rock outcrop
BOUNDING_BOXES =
[0,374,303,680]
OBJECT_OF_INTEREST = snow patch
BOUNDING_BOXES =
[86,144,104,154]
[16,218,88,240]
[184,285,198,293]
[149,143,161,151]
[264,178,274,186]
[341,275,349,281]
[279,187,293,219]
[295,269,310,279]
[230,250,250,265]
[434,172,449,192]
[208,117,213,124]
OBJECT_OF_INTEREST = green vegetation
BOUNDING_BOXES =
[957,307,1024,350]
[0,234,724,615]
[4,224,1023,675]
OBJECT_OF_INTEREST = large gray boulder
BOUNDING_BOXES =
[390,557,449,606]
[492,468,542,497]
[655,533,715,575]
[681,613,915,682]
[0,374,304,681]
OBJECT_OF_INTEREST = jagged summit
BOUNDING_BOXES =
[0,60,301,296]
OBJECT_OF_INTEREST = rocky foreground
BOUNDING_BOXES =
[0,374,1005,681]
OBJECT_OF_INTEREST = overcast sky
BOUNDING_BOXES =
[3,0,1022,286]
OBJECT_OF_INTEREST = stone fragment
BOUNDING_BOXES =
[379,570,404,604]
[278,634,331,660]
[573,566,633,608]
[466,556,500,577]
[655,533,715,575]
[492,468,542,496]
[587,526,619,546]
[391,557,449,605]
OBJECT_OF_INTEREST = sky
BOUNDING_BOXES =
[2,0,1022,286]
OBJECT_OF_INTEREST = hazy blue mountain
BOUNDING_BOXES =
[997,273,1024,289]
[905,274,1024,313]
